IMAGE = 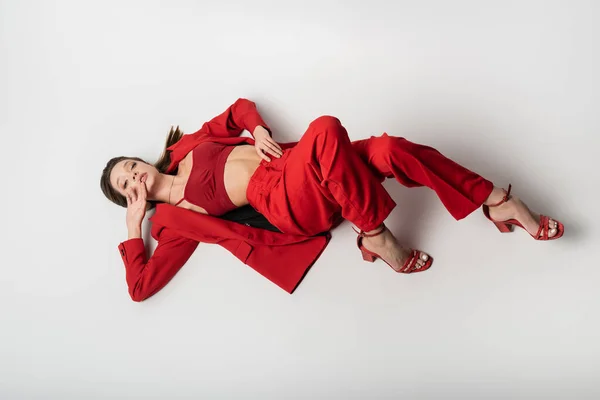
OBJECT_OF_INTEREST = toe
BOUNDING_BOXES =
[413,253,431,271]
[413,260,424,270]
[548,219,558,236]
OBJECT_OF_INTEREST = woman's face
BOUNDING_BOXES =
[109,159,158,198]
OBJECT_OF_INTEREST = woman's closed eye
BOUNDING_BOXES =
[123,162,137,190]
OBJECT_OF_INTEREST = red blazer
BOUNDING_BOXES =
[117,98,332,302]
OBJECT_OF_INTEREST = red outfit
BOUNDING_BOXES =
[174,141,238,216]
[247,116,397,236]
[116,98,493,302]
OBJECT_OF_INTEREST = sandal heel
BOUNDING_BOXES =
[493,221,513,233]
[361,250,376,262]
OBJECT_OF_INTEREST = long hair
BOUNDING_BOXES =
[100,126,184,209]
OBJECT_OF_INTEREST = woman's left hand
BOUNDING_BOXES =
[253,126,283,162]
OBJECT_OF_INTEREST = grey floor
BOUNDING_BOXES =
[2,0,599,399]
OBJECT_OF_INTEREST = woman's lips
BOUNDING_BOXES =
[140,173,147,183]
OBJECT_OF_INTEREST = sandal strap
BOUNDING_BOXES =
[352,223,386,238]
[401,250,419,273]
[535,215,549,240]
[487,184,512,207]
[400,250,419,273]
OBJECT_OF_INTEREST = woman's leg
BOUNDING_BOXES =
[351,133,494,220]
[351,133,560,238]
[247,116,431,270]
[257,115,396,234]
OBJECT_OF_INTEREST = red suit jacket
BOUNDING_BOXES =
[117,98,332,301]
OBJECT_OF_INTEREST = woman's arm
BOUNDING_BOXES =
[194,98,272,139]
[118,229,199,302]
[119,173,198,302]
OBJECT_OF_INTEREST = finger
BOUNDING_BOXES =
[263,137,283,153]
[139,181,148,200]
[256,147,271,162]
[265,137,283,155]
[261,141,282,158]
[126,193,132,206]
[264,142,283,157]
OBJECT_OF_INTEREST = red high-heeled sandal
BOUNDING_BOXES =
[354,224,433,273]
[482,184,564,240]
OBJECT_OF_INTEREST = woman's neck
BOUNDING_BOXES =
[150,173,176,204]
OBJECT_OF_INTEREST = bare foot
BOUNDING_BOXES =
[360,226,431,272]
[485,187,559,238]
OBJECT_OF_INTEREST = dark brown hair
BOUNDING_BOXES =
[100,126,184,208]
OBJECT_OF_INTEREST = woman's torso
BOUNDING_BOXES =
[169,143,262,215]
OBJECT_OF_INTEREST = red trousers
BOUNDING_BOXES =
[246,116,494,237]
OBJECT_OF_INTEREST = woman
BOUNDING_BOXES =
[100,98,564,302]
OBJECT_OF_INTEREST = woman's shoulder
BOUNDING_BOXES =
[177,149,195,173]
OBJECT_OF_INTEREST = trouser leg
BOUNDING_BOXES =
[351,133,494,220]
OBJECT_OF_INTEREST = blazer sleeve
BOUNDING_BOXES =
[194,98,272,138]
[117,227,199,302]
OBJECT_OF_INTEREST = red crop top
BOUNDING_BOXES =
[174,142,238,216]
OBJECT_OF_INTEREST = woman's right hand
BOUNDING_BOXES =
[125,178,148,231]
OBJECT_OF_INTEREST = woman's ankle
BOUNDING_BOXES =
[364,223,386,236]
[484,186,508,206]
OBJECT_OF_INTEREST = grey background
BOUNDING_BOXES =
[1,0,598,399]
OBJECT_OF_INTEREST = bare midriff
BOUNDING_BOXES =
[222,144,263,206]
[173,144,262,214]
